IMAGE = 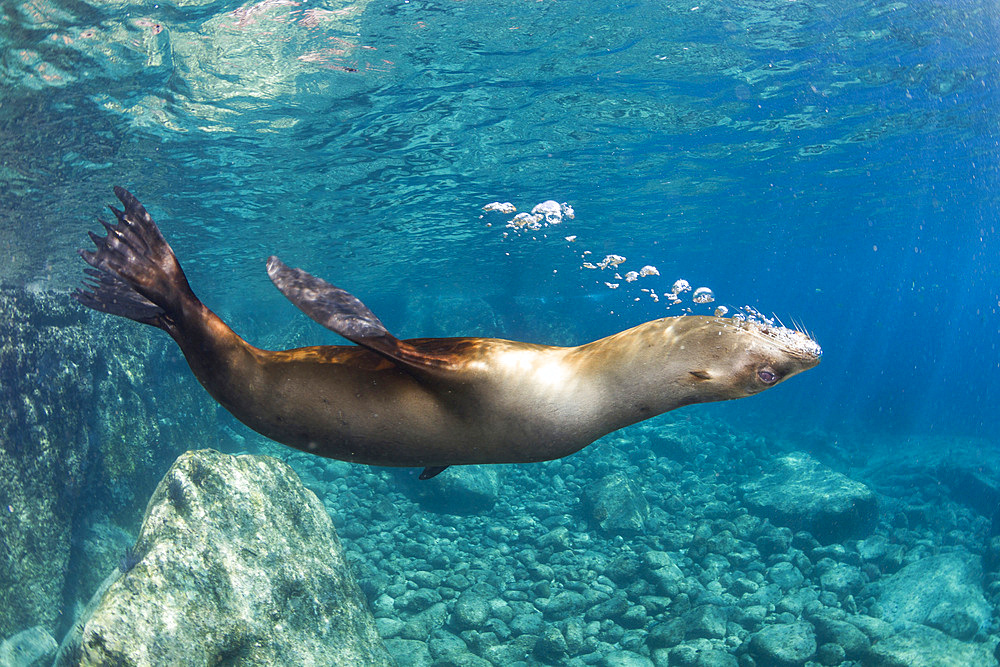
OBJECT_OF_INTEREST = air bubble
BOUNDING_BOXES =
[692,287,714,304]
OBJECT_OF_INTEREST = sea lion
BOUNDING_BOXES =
[75,187,821,479]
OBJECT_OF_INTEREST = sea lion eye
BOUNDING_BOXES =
[758,369,777,384]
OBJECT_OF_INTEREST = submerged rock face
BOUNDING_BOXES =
[0,290,92,637]
[748,621,817,665]
[72,449,392,666]
[0,287,222,638]
[872,551,991,640]
[740,452,876,543]
[868,624,996,667]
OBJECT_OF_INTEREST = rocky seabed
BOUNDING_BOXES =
[3,287,999,666]
[270,419,1000,667]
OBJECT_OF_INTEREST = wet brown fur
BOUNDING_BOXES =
[163,307,818,468]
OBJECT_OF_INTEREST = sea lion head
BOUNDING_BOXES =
[677,315,822,403]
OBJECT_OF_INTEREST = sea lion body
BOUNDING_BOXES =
[75,188,822,474]
[185,331,599,467]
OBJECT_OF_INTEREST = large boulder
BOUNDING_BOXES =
[872,551,991,640]
[740,452,876,543]
[410,465,501,513]
[60,449,392,666]
[584,471,649,536]
[748,621,817,666]
[868,624,997,667]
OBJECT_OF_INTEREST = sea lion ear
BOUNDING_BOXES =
[265,256,457,375]
[689,370,712,380]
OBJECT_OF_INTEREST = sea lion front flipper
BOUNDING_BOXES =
[419,465,449,480]
[267,255,395,345]
[266,256,455,374]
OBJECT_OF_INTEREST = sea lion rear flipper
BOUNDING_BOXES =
[75,187,197,330]
[266,256,454,374]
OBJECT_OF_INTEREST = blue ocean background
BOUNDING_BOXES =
[1,0,999,663]
[4,0,997,439]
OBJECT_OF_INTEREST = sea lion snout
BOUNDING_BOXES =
[675,317,821,402]
[734,322,822,396]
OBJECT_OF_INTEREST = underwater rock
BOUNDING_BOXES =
[748,621,817,665]
[856,534,890,561]
[648,566,685,598]
[67,521,136,620]
[606,553,642,585]
[0,287,223,638]
[584,471,649,535]
[395,588,442,613]
[667,640,737,667]
[818,562,865,596]
[768,561,805,591]
[541,590,587,620]
[810,613,871,660]
[0,289,95,637]
[647,618,685,649]
[384,638,433,666]
[872,550,991,640]
[844,613,894,644]
[400,602,449,640]
[867,624,997,667]
[538,526,571,549]
[376,617,405,639]
[66,449,392,666]
[411,465,501,514]
[533,625,568,661]
[816,642,845,665]
[647,430,701,463]
[683,605,728,640]
[0,625,58,667]
[509,610,545,637]
[740,451,877,543]
[600,649,654,666]
[480,634,537,664]
[936,462,1000,520]
[428,628,485,665]
[451,588,492,630]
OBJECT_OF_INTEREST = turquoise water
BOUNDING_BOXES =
[2,0,1000,663]
[4,0,997,438]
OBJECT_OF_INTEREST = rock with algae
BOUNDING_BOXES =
[0,289,94,638]
[0,286,219,637]
[60,449,392,666]
[868,624,997,667]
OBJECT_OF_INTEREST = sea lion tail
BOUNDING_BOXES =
[74,186,196,330]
